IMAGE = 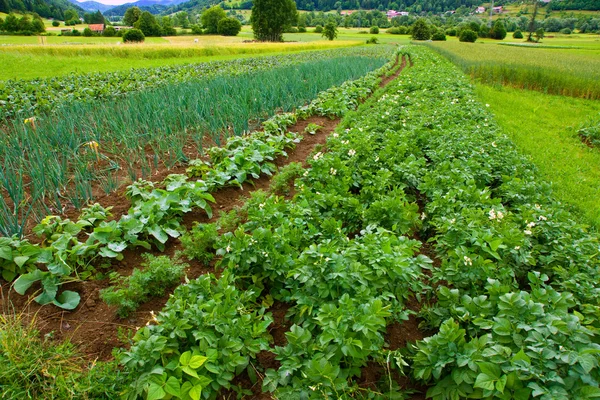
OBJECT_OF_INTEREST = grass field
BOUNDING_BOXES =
[425,36,600,99]
[0,27,408,79]
[476,84,600,228]
[0,39,365,80]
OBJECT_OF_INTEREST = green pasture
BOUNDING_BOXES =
[477,84,600,228]
[425,36,600,99]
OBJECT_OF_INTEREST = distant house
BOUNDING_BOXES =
[341,10,354,15]
[88,24,105,34]
[114,26,132,31]
[387,10,409,18]
[492,6,503,13]
[475,6,486,13]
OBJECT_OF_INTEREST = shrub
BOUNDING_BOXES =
[285,26,298,33]
[446,27,457,36]
[560,27,572,34]
[314,24,323,33]
[52,20,60,27]
[369,25,379,34]
[366,36,378,44]
[478,24,489,38]
[122,28,145,43]
[191,24,203,34]
[103,26,116,37]
[490,20,507,40]
[298,26,306,32]
[411,18,431,40]
[387,25,408,34]
[72,29,81,36]
[180,223,219,263]
[459,29,478,42]
[83,27,93,37]
[513,29,523,39]
[431,28,446,41]
[217,17,241,36]
[100,254,187,318]
[322,21,338,40]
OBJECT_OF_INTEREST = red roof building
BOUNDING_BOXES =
[88,24,105,33]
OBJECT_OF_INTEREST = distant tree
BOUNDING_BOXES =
[3,13,19,32]
[527,0,540,42]
[123,6,142,27]
[490,20,507,39]
[217,17,241,36]
[134,11,161,37]
[84,11,104,24]
[123,28,145,42]
[314,24,323,33]
[0,0,8,13]
[191,24,203,34]
[52,20,60,27]
[251,0,297,42]
[478,24,489,38]
[535,27,545,41]
[322,21,338,40]
[31,16,45,33]
[513,29,523,39]
[459,28,477,42]
[64,9,78,23]
[201,5,226,34]
[93,11,105,24]
[161,16,176,35]
[83,27,93,36]
[468,20,480,33]
[17,14,33,32]
[411,18,431,40]
[103,26,116,37]
[369,25,379,34]
[176,11,190,28]
[431,28,446,40]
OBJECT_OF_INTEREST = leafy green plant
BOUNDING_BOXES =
[578,113,600,148]
[100,254,188,318]
[304,122,323,135]
[413,274,600,399]
[180,223,218,264]
[269,162,304,196]
[120,272,273,399]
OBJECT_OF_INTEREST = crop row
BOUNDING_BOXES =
[0,47,392,237]
[1,51,399,312]
[118,45,600,399]
[0,46,386,121]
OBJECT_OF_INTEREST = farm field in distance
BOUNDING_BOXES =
[2,6,600,399]
[0,27,410,80]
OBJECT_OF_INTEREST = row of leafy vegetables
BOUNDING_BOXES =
[0,50,398,311]
[0,46,384,120]
[121,46,600,399]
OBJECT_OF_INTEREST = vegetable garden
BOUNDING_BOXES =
[2,44,600,399]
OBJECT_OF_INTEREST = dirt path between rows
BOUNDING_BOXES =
[1,55,410,370]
